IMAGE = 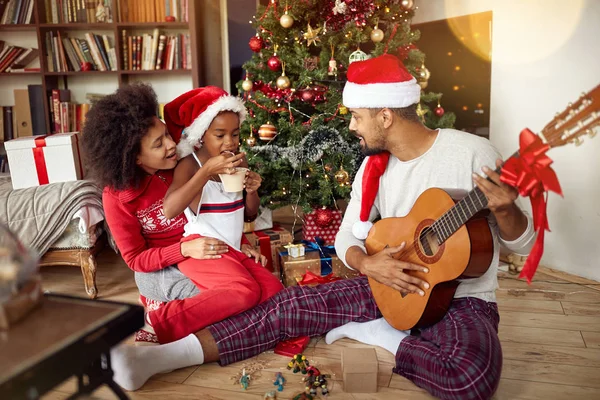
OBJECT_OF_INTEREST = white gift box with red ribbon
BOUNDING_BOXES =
[5,132,85,190]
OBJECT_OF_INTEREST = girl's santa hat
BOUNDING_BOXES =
[164,86,247,158]
[342,54,421,239]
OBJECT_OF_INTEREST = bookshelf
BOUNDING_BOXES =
[0,0,213,135]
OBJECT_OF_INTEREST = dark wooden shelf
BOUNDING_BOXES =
[119,69,191,75]
[117,22,188,29]
[0,24,36,31]
[0,71,42,76]
[44,71,119,76]
[38,23,116,30]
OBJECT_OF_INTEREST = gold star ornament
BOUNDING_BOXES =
[303,23,321,46]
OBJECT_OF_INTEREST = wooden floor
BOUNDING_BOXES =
[38,249,600,400]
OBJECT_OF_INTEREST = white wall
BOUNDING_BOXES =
[413,0,600,281]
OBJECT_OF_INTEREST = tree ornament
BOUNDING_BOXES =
[349,48,369,64]
[301,88,314,102]
[268,55,282,71]
[339,105,348,115]
[401,0,415,10]
[303,56,319,71]
[435,100,445,117]
[324,163,333,172]
[249,35,264,52]
[242,72,253,92]
[417,63,430,89]
[276,62,291,89]
[334,166,350,186]
[370,26,384,43]
[416,103,429,122]
[315,206,335,228]
[280,13,294,28]
[303,23,321,47]
[327,44,338,77]
[332,0,347,15]
[246,126,257,147]
[258,123,278,141]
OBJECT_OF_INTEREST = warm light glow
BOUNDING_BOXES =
[477,103,483,108]
[453,85,460,91]
[447,52,453,56]
[454,65,461,71]
[462,106,468,111]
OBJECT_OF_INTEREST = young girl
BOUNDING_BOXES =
[152,86,284,343]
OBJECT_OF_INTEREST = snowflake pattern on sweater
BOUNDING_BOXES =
[136,199,186,235]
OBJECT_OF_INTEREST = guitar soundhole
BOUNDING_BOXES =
[419,228,440,256]
[414,219,445,263]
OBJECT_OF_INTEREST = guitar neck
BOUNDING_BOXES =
[432,150,519,244]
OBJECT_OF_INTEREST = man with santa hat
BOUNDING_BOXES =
[110,54,535,400]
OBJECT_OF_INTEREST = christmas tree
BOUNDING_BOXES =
[237,0,456,213]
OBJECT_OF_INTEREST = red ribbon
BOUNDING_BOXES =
[255,230,273,272]
[298,271,342,286]
[500,128,563,283]
[32,135,50,185]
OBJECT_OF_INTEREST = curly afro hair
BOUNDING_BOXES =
[82,83,158,190]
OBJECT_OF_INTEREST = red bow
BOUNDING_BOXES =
[500,128,562,283]
[297,271,342,286]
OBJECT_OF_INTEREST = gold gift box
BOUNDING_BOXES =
[278,246,361,287]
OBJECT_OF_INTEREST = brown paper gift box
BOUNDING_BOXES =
[342,347,379,393]
[244,225,293,276]
[278,246,361,287]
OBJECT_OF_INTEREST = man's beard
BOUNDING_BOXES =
[361,142,385,156]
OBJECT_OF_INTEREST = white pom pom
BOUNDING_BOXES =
[352,220,373,240]
[176,140,196,158]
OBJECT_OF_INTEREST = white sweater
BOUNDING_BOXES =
[334,129,536,303]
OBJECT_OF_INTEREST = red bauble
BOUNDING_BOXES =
[300,89,314,102]
[315,207,334,228]
[435,106,445,117]
[267,55,282,71]
[249,36,264,52]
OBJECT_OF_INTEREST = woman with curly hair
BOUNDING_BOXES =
[82,83,282,350]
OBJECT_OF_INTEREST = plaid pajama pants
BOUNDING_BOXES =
[208,276,502,400]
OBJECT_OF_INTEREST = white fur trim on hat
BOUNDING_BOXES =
[342,79,421,109]
[176,95,248,158]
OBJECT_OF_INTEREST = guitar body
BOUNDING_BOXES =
[365,188,494,331]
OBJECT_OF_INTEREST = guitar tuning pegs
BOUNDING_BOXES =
[571,137,583,146]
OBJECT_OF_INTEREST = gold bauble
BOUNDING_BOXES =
[246,135,257,147]
[401,0,414,10]
[334,166,349,185]
[276,74,291,89]
[339,106,348,115]
[258,123,278,141]
[418,80,428,89]
[418,65,431,81]
[370,27,384,43]
[280,13,294,28]
[242,78,253,92]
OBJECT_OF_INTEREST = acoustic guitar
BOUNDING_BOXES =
[365,84,600,331]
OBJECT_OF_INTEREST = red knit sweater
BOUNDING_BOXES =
[103,169,251,273]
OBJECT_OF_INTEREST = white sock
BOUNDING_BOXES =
[110,333,204,391]
[325,318,410,355]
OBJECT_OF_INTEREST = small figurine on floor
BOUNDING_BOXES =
[303,366,330,397]
[264,390,277,399]
[273,372,286,391]
[239,368,251,390]
[287,354,310,374]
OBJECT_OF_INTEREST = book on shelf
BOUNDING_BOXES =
[0,0,35,24]
[0,41,39,73]
[43,0,114,24]
[45,30,117,72]
[122,29,190,71]
[119,0,188,23]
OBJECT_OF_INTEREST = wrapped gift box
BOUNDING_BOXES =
[302,209,343,244]
[5,132,85,190]
[244,225,293,275]
[278,241,361,287]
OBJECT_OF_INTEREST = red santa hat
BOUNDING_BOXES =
[164,86,247,158]
[343,54,420,239]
